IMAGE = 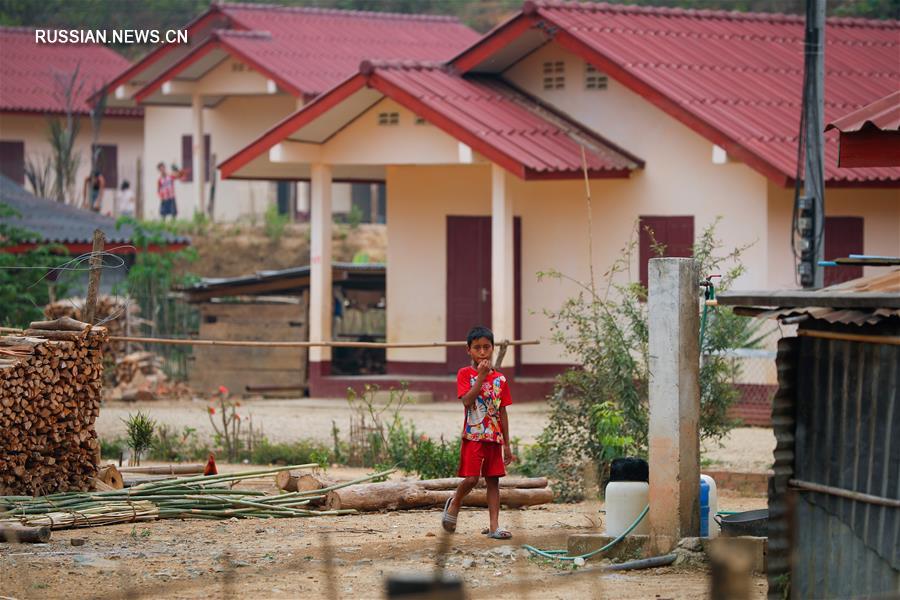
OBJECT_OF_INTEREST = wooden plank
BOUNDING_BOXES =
[717,291,900,309]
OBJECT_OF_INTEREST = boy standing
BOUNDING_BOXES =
[441,326,515,539]
[157,162,183,220]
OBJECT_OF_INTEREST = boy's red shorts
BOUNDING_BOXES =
[457,439,506,478]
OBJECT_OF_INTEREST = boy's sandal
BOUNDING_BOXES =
[441,497,457,533]
[486,528,512,540]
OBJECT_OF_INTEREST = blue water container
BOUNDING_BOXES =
[699,478,710,537]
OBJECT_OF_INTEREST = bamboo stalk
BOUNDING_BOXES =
[108,336,540,349]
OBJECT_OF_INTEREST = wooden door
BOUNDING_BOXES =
[824,216,864,286]
[446,216,520,374]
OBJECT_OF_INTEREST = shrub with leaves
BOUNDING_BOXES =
[0,203,72,327]
[123,411,156,466]
[520,218,766,501]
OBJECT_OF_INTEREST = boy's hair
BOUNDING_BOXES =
[466,326,494,347]
[157,161,165,169]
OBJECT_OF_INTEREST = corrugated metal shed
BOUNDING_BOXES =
[463,1,900,185]
[0,175,187,248]
[719,271,899,598]
[0,27,141,116]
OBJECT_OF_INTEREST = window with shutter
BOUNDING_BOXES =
[0,140,25,185]
[180,134,211,182]
[638,216,695,290]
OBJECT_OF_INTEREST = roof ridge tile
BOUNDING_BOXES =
[215,1,464,24]
[530,0,900,28]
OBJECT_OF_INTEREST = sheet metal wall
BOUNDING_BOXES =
[792,333,899,598]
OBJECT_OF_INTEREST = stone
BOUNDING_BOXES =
[461,558,474,569]
[70,538,86,547]
[678,537,703,552]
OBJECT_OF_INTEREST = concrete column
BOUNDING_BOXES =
[191,94,206,217]
[490,164,515,367]
[648,257,700,553]
[309,164,333,371]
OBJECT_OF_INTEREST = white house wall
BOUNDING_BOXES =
[0,113,142,214]
[144,94,296,221]
[766,182,900,287]
[502,42,771,289]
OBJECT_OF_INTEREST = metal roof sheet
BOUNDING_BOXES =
[0,175,187,247]
[130,3,480,101]
[371,63,641,176]
[0,27,141,116]
[826,90,900,133]
[526,1,900,185]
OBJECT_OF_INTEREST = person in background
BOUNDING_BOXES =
[82,168,105,212]
[117,180,135,218]
[157,162,185,220]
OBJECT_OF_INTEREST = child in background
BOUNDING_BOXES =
[441,325,515,539]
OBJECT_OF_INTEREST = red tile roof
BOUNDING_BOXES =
[0,27,141,116]
[122,2,480,103]
[220,61,642,180]
[457,1,900,185]
[826,90,900,133]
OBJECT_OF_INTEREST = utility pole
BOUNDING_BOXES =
[798,0,826,288]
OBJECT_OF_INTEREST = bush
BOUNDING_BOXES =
[149,425,207,462]
[264,203,288,242]
[249,439,331,468]
[100,436,127,461]
[520,218,765,501]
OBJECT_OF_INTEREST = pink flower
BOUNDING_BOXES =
[218,385,229,395]
[208,406,216,415]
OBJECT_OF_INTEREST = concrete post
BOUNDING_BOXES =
[648,257,700,553]
[490,164,515,367]
[191,93,206,217]
[309,164,333,373]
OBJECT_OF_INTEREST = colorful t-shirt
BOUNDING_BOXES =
[457,366,512,444]
[158,174,176,201]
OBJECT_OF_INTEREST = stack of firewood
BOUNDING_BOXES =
[44,296,137,359]
[0,317,107,496]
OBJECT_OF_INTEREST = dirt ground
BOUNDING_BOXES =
[96,398,775,471]
[0,466,767,600]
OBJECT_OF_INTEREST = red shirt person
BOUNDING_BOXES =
[440,326,515,540]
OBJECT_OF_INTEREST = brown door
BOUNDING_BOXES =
[824,216,864,286]
[446,216,521,374]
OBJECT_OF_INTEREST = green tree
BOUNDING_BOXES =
[0,202,71,327]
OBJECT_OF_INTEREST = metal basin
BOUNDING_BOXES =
[715,509,768,537]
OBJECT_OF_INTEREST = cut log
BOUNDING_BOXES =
[415,477,549,490]
[97,464,124,489]
[0,523,52,543]
[275,471,336,493]
[28,317,91,332]
[119,464,204,475]
[325,482,554,511]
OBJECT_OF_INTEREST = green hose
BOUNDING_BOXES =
[522,504,649,562]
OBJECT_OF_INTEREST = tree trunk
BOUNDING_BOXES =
[0,524,52,543]
[97,464,123,489]
[415,477,548,490]
[325,482,553,511]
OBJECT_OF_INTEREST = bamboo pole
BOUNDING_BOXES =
[797,329,900,346]
[106,336,540,349]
